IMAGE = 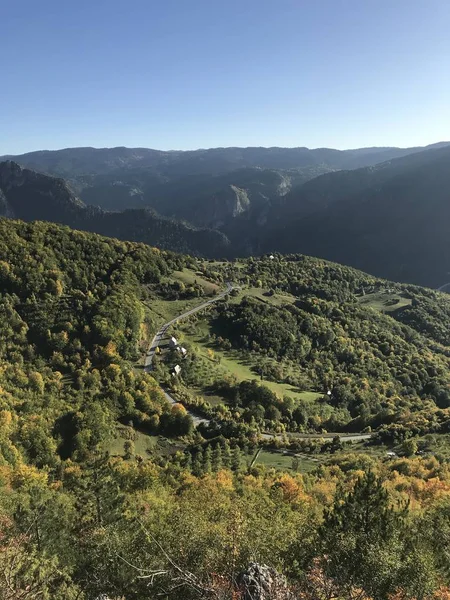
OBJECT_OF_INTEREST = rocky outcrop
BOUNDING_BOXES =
[0,161,230,257]
[0,160,86,223]
[237,563,295,600]
[0,189,14,217]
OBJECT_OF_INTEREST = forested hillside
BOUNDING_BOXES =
[168,254,450,441]
[0,218,200,467]
[2,142,450,287]
[0,161,230,257]
[1,220,450,598]
[4,142,442,180]
[263,145,450,287]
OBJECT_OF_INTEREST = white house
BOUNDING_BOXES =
[169,336,178,348]
[172,364,182,376]
[177,346,187,357]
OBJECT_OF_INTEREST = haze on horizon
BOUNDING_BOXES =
[3,140,450,159]
[2,0,450,155]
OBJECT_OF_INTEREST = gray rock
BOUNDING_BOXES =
[236,562,294,600]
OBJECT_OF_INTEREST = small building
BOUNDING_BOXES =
[386,451,397,458]
[269,254,275,260]
[169,336,178,348]
[172,364,181,376]
[177,346,187,358]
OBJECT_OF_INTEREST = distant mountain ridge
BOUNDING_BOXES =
[0,161,230,257]
[262,144,450,287]
[3,141,448,176]
[2,141,450,287]
[2,142,448,233]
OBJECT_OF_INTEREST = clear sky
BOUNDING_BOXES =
[2,0,450,154]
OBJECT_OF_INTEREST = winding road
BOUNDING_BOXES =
[144,282,233,426]
[144,281,233,372]
[143,282,372,442]
[261,432,371,442]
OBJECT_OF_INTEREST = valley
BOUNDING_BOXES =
[0,216,449,598]
[2,140,450,287]
[4,0,450,594]
[4,0,450,592]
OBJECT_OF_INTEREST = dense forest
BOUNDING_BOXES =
[3,143,450,287]
[164,255,450,440]
[1,219,450,598]
[0,217,199,468]
[0,161,230,258]
[264,144,450,287]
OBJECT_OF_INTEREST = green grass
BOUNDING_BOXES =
[357,291,412,313]
[183,326,318,402]
[146,297,214,325]
[253,440,393,474]
[106,427,187,460]
[254,449,319,473]
[145,268,225,327]
[106,427,158,458]
[229,287,296,307]
[202,260,235,268]
[171,269,220,295]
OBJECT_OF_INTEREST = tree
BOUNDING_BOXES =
[231,447,241,472]
[203,446,212,474]
[212,444,223,472]
[222,441,232,468]
[315,471,410,599]
[124,439,135,460]
[401,438,418,457]
[28,371,45,394]
[192,450,203,477]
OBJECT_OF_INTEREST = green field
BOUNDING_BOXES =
[229,287,297,307]
[183,324,319,403]
[144,268,224,327]
[146,297,208,323]
[357,291,412,313]
[171,269,220,295]
[105,427,158,458]
[253,438,396,474]
[105,427,184,459]
[253,448,320,473]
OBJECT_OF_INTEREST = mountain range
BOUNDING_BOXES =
[0,161,230,257]
[1,140,450,287]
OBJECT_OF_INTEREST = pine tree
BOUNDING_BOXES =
[321,470,397,540]
[317,471,409,600]
[211,444,223,472]
[192,449,203,477]
[203,446,212,474]
[231,447,241,472]
[222,441,232,468]
[184,451,192,472]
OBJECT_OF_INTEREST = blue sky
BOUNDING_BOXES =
[2,0,450,154]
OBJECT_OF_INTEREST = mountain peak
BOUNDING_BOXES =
[0,160,37,194]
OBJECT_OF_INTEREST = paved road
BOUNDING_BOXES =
[144,281,233,371]
[143,282,372,441]
[162,390,210,427]
[143,282,233,427]
[261,432,372,442]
